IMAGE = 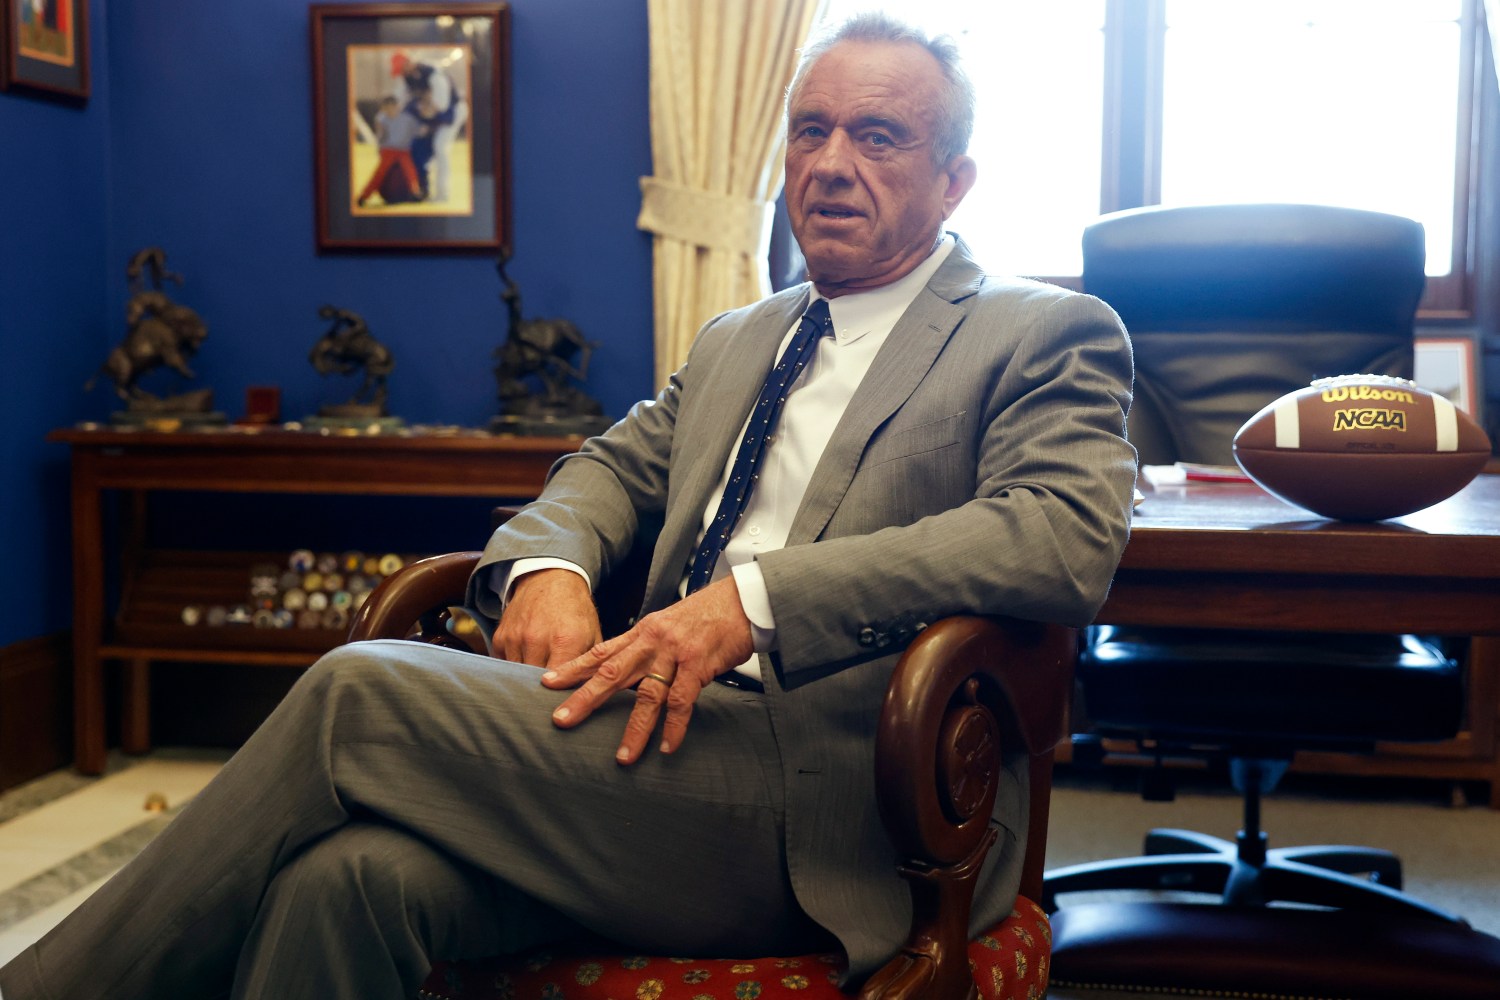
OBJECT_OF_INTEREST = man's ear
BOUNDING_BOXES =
[941,155,978,220]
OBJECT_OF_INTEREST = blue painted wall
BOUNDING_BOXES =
[103,0,654,427]
[0,6,111,648]
[1,0,653,649]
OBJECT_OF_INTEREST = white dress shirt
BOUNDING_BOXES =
[501,236,956,679]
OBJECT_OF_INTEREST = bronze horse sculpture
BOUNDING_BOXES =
[87,249,212,412]
[309,305,395,414]
[492,254,606,431]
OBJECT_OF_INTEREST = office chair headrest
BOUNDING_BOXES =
[1082,204,1427,334]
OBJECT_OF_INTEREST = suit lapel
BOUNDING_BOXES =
[787,241,986,546]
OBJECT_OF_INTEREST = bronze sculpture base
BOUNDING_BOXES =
[109,411,228,430]
[489,413,614,438]
[302,414,406,433]
[110,389,227,430]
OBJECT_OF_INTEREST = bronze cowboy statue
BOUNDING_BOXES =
[491,253,610,436]
[87,248,219,423]
[307,305,398,425]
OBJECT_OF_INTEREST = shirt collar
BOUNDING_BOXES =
[814,234,956,346]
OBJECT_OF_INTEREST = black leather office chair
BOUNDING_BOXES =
[1044,205,1467,922]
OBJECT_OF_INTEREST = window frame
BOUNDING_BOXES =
[1031,0,1483,320]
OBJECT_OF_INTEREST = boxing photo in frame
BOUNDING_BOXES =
[311,3,511,252]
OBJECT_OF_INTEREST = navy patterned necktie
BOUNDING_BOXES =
[686,297,832,594]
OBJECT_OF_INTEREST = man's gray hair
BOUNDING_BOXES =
[786,12,976,166]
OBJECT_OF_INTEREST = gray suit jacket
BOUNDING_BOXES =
[470,238,1136,981]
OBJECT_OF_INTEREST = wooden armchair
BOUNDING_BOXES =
[348,549,1074,1000]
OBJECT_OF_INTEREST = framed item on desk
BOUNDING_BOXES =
[1414,336,1479,416]
[1,0,89,99]
[311,3,511,252]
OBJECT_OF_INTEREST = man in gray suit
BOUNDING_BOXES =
[0,13,1133,1000]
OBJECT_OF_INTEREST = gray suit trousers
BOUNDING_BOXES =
[0,640,827,1000]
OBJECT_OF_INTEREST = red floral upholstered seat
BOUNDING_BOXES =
[419,898,1052,1000]
[350,550,1073,1000]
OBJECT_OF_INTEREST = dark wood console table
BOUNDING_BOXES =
[50,426,578,774]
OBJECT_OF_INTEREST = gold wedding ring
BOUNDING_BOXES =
[642,672,673,688]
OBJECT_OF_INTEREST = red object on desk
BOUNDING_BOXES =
[1178,462,1254,484]
[241,386,281,425]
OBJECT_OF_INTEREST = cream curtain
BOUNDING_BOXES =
[1489,1,1500,89]
[637,0,827,388]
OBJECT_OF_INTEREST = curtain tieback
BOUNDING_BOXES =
[636,177,774,257]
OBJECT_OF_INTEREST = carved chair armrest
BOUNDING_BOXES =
[348,551,483,649]
[863,616,1076,1000]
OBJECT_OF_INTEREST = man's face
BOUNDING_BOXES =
[784,40,976,296]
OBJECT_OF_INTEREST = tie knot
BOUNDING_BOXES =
[803,298,831,333]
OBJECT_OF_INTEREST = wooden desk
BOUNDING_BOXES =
[50,427,578,775]
[1094,473,1500,806]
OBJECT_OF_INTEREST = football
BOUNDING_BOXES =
[1232,374,1491,521]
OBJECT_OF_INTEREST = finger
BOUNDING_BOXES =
[614,672,672,765]
[523,618,603,670]
[491,624,516,661]
[491,625,545,667]
[548,639,643,728]
[541,635,621,689]
[656,677,701,755]
[545,624,602,670]
[497,642,527,665]
[500,622,600,669]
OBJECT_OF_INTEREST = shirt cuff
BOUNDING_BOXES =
[496,558,592,607]
[730,560,777,653]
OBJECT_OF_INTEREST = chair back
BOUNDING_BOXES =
[1082,203,1426,465]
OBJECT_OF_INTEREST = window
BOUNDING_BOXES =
[818,0,1108,276]
[818,0,1481,316]
[1159,2,1465,279]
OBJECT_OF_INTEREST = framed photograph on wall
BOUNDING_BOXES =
[311,3,511,252]
[1,0,90,99]
[1414,336,1479,416]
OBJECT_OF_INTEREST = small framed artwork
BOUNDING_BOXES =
[1,0,90,99]
[311,3,511,252]
[1414,336,1479,416]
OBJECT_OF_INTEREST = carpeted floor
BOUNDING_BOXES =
[2,753,1496,996]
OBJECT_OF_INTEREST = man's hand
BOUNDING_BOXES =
[492,568,602,669]
[542,575,755,765]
